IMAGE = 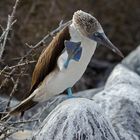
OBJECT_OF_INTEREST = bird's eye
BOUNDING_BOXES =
[94,32,98,36]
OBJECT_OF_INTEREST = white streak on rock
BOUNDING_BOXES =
[34,98,119,140]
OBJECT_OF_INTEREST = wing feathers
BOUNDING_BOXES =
[30,26,70,94]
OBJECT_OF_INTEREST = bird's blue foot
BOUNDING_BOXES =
[67,88,75,98]
[63,40,82,69]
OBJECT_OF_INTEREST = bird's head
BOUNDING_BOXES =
[72,10,124,58]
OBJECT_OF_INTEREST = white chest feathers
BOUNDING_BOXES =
[57,24,97,87]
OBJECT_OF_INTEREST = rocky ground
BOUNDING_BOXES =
[0,45,140,139]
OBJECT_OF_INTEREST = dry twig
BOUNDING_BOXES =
[26,20,71,49]
[0,0,20,60]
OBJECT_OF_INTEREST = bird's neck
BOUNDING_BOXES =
[69,23,97,62]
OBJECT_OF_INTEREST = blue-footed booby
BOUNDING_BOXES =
[2,10,123,120]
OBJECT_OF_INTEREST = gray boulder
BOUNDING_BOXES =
[92,64,140,140]
[122,46,140,75]
[34,98,119,140]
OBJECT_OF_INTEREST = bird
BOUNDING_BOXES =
[1,10,123,120]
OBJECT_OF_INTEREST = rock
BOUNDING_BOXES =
[92,64,140,140]
[8,130,32,140]
[0,89,104,140]
[75,87,103,98]
[122,46,140,75]
[34,98,119,140]
[0,96,18,112]
[0,96,19,119]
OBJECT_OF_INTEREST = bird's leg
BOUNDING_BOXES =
[63,57,70,69]
[67,87,74,98]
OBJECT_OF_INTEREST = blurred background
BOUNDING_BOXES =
[0,0,140,101]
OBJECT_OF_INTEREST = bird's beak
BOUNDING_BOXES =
[90,32,124,58]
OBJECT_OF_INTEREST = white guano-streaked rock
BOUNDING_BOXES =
[34,98,119,140]
[93,64,140,140]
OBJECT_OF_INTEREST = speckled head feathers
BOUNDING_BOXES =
[73,10,103,37]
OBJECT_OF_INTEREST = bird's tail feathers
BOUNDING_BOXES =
[1,95,38,121]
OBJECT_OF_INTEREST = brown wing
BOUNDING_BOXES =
[30,26,70,94]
